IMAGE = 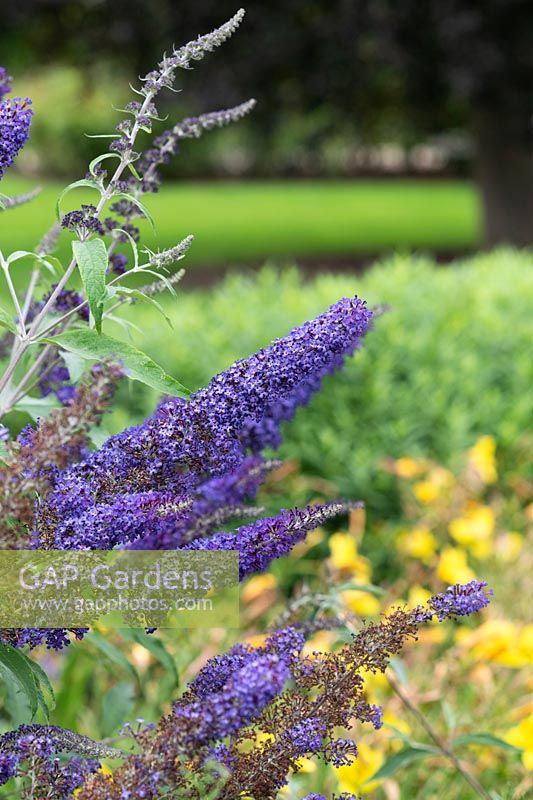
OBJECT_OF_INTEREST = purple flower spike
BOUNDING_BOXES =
[428,580,493,621]
[0,67,12,100]
[0,96,33,178]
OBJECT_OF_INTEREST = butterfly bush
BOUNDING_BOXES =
[0,66,32,178]
[0,584,491,798]
[0,10,493,799]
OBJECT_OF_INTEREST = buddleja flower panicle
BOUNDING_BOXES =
[0,66,12,100]
[0,95,33,179]
[66,586,491,799]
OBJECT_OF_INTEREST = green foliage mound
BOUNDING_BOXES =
[113,248,532,515]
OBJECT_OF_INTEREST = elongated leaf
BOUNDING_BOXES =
[5,250,59,276]
[61,350,86,382]
[72,238,108,333]
[0,642,39,723]
[101,681,135,737]
[116,287,173,328]
[15,395,60,420]
[116,193,155,231]
[86,631,139,683]
[88,152,121,179]
[389,657,409,686]
[26,657,56,716]
[56,179,102,221]
[452,733,522,752]
[371,745,438,780]
[0,306,17,334]
[0,439,8,465]
[47,329,189,398]
[336,581,385,597]
[120,629,179,685]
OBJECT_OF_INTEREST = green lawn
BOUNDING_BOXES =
[0,176,482,268]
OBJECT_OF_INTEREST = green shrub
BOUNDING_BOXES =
[110,248,532,522]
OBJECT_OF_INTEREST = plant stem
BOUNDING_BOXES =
[1,262,26,338]
[386,673,492,800]
[20,268,40,325]
[0,84,158,407]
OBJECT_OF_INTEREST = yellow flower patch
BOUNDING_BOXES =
[336,742,384,795]
[468,435,497,484]
[341,589,381,617]
[437,547,476,584]
[396,526,438,564]
[449,503,495,559]
[505,715,533,770]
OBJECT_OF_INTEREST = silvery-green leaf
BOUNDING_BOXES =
[47,329,189,398]
[73,238,108,333]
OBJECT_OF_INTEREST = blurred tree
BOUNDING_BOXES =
[2,0,533,243]
[376,0,533,247]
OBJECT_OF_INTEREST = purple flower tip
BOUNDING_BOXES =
[428,580,493,621]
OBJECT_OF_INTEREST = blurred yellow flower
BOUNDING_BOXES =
[505,716,533,770]
[329,532,358,570]
[293,757,317,774]
[417,626,446,645]
[468,435,497,484]
[383,711,411,737]
[449,503,495,559]
[292,526,325,556]
[457,620,533,668]
[361,668,388,694]
[329,532,373,582]
[75,765,112,795]
[407,584,432,607]
[242,573,277,603]
[413,480,440,504]
[341,589,381,617]
[437,547,476,584]
[336,742,384,794]
[414,466,454,504]
[396,527,438,564]
[130,642,152,670]
[302,630,336,657]
[395,457,425,478]
[244,633,268,649]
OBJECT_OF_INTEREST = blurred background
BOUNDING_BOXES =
[2,0,533,269]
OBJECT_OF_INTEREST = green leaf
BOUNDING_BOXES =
[47,329,190,398]
[88,152,121,179]
[0,643,39,724]
[114,228,138,269]
[4,250,59,276]
[116,287,173,328]
[15,395,60,420]
[371,745,438,780]
[0,438,8,465]
[101,681,135,737]
[26,657,56,720]
[389,657,409,686]
[85,631,139,683]
[87,425,111,449]
[0,306,17,334]
[56,179,102,221]
[336,581,385,597]
[72,238,108,333]
[116,193,155,231]
[452,733,522,752]
[120,629,179,686]
[61,350,87,383]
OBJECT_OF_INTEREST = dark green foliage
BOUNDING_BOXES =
[110,249,532,522]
